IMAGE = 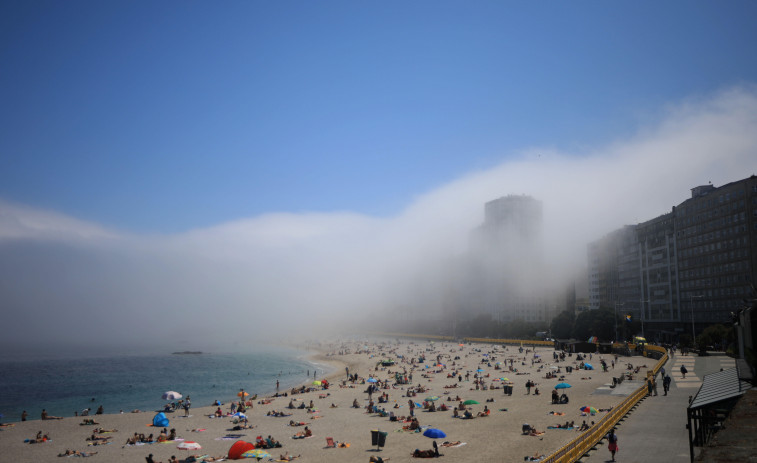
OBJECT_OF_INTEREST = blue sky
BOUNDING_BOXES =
[2,1,757,233]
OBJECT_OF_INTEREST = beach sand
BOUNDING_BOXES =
[0,340,652,463]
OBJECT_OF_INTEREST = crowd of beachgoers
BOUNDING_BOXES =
[0,338,651,462]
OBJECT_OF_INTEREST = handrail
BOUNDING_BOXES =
[542,346,669,462]
[463,337,555,346]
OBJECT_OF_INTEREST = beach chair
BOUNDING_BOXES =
[325,437,336,448]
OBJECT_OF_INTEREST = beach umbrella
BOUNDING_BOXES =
[425,396,440,402]
[414,402,423,408]
[423,428,447,439]
[242,449,271,459]
[237,391,249,398]
[463,400,479,405]
[476,369,485,372]
[584,363,594,370]
[313,380,322,385]
[367,378,378,383]
[162,391,182,400]
[232,412,247,418]
[177,441,202,450]
[555,383,572,389]
[228,440,255,460]
[580,406,598,414]
[500,377,510,381]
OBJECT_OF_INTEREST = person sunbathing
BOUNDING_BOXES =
[369,457,390,462]
[58,450,98,457]
[412,449,438,458]
[279,452,301,461]
[93,427,117,433]
[441,441,462,447]
[87,434,112,441]
[87,439,110,446]
[41,410,63,420]
[293,426,312,438]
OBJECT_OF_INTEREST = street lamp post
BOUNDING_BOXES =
[639,299,650,339]
[690,294,703,347]
[614,301,624,343]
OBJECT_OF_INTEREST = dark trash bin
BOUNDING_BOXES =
[566,366,573,373]
[371,430,387,448]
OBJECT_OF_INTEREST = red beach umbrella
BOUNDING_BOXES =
[228,440,256,460]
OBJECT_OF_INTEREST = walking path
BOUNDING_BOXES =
[579,353,734,463]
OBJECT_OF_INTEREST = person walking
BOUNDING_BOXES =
[680,365,688,379]
[607,428,619,461]
[663,375,672,396]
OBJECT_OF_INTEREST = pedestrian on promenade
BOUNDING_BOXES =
[647,378,653,396]
[680,365,688,379]
[607,428,619,461]
[663,375,671,395]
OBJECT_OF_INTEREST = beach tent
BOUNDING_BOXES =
[228,440,256,460]
[153,412,169,427]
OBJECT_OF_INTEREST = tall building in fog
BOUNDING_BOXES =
[467,195,561,323]
[588,175,757,342]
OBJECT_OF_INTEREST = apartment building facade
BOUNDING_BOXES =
[588,175,757,342]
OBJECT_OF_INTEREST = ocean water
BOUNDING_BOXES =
[0,347,330,423]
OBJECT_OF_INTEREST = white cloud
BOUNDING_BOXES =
[1,86,756,351]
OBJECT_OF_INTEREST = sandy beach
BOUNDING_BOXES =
[0,339,652,463]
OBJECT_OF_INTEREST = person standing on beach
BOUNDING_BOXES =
[607,428,618,461]
[21,410,27,421]
[276,380,280,392]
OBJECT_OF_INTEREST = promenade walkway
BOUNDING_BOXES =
[579,353,734,463]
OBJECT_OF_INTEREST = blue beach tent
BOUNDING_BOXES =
[153,412,169,427]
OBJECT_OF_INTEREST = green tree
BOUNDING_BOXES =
[699,324,732,349]
[550,310,575,339]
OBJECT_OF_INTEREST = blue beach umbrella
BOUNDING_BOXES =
[584,363,594,370]
[423,428,447,439]
[367,378,378,383]
[555,383,572,389]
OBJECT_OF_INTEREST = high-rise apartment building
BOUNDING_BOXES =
[467,195,561,323]
[588,175,757,342]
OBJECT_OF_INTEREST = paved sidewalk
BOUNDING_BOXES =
[578,354,734,463]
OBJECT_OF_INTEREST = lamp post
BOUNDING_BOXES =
[690,294,703,347]
[639,299,650,339]
[614,301,624,343]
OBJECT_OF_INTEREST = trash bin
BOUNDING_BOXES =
[504,385,513,395]
[566,366,573,373]
[371,430,387,448]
